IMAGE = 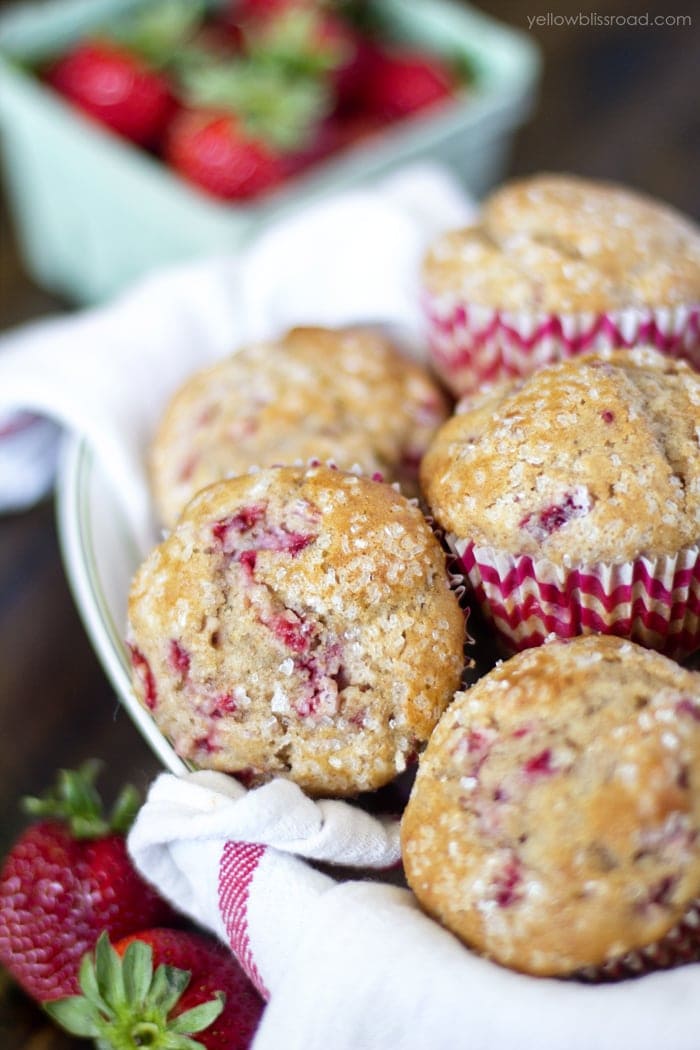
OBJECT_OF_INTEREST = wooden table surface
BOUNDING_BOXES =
[1,0,698,1045]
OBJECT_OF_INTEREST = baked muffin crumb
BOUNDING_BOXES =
[424,174,700,314]
[151,326,449,527]
[129,465,465,796]
[402,635,700,976]
[421,347,700,565]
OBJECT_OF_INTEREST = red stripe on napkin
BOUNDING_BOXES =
[218,840,269,998]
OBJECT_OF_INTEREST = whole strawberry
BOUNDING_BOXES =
[361,48,455,120]
[0,761,175,1002]
[165,109,283,199]
[47,929,265,1049]
[46,39,174,146]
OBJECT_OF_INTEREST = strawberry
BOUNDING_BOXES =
[360,47,455,120]
[332,31,380,114]
[279,109,385,175]
[0,761,175,1002]
[332,111,386,150]
[169,29,333,198]
[47,929,264,1050]
[164,109,283,199]
[236,0,310,22]
[191,23,245,59]
[279,115,342,176]
[46,40,175,146]
[318,14,368,98]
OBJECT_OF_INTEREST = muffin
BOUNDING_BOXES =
[151,325,449,528]
[421,347,700,657]
[422,174,700,395]
[402,635,700,978]
[127,465,465,796]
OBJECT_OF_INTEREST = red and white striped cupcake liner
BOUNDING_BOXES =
[449,536,700,659]
[423,294,700,395]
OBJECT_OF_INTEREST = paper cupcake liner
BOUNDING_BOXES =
[423,294,700,395]
[448,536,700,659]
[577,899,700,982]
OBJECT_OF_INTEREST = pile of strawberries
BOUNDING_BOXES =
[0,762,264,1048]
[43,0,465,201]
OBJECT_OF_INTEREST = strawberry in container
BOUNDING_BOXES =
[46,38,176,147]
[358,46,455,119]
[43,0,205,148]
[39,0,469,202]
[167,42,333,198]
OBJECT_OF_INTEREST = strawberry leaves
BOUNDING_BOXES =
[245,8,351,78]
[121,938,153,1008]
[169,5,338,154]
[45,994,101,1038]
[107,0,206,69]
[21,759,140,839]
[169,995,226,1038]
[178,57,330,150]
[46,932,225,1050]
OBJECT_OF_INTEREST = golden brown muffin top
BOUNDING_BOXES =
[151,325,449,528]
[423,174,700,313]
[402,635,700,976]
[421,348,700,565]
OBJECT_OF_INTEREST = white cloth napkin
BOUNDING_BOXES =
[0,411,61,512]
[130,771,700,1050]
[0,165,473,539]
[128,770,401,1002]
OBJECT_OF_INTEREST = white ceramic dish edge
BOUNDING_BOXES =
[56,435,187,774]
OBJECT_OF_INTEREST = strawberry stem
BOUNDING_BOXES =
[129,1020,159,1044]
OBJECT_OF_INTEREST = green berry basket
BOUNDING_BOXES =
[0,0,540,304]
